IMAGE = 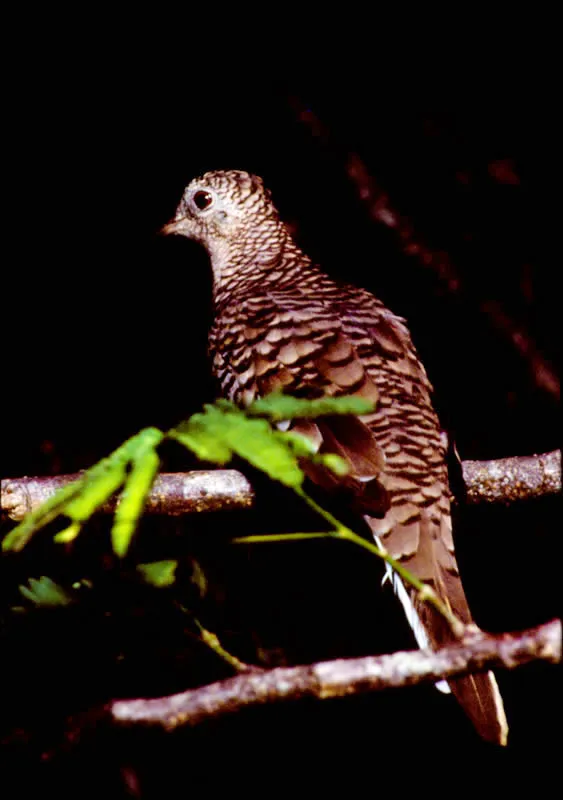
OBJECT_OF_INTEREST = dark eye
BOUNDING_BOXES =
[193,190,214,211]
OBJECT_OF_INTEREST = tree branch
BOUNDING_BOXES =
[1,451,559,522]
[0,470,254,521]
[111,618,560,730]
[462,449,561,504]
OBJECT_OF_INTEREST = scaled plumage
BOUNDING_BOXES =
[164,169,508,745]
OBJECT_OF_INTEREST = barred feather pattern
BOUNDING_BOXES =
[164,170,508,745]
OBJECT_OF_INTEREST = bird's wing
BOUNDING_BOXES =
[336,288,508,744]
[216,290,387,516]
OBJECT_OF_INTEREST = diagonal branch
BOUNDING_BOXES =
[111,618,560,730]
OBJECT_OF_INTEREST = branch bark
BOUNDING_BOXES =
[111,618,561,730]
[462,449,561,504]
[0,470,254,521]
[1,451,559,521]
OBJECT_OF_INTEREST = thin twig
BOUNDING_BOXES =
[192,617,259,674]
[111,618,561,730]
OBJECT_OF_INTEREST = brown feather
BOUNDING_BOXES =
[368,508,508,745]
[300,416,389,517]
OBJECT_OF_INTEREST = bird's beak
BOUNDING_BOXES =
[160,216,188,236]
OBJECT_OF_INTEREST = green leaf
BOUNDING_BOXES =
[275,431,349,477]
[314,452,350,476]
[222,414,304,487]
[248,393,375,421]
[170,412,233,463]
[214,398,237,412]
[18,576,73,607]
[54,522,83,544]
[2,396,370,557]
[172,405,304,486]
[168,397,367,488]
[276,430,319,457]
[111,447,161,557]
[2,477,88,552]
[2,428,164,553]
[64,462,127,522]
[64,429,163,525]
[137,560,178,587]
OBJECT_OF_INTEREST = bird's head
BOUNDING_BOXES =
[162,170,288,281]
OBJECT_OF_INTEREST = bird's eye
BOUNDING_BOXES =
[193,190,214,211]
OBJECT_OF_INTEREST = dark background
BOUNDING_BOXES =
[1,37,559,794]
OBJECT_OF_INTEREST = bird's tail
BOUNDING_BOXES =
[449,669,508,745]
[291,409,508,744]
[368,508,508,746]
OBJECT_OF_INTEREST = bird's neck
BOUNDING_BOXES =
[210,218,318,308]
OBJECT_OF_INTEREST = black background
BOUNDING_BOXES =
[1,29,559,794]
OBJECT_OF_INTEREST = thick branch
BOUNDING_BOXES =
[0,450,561,522]
[462,449,561,504]
[0,470,254,522]
[111,618,560,729]
[1,451,559,522]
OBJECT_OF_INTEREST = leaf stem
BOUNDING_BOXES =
[192,617,255,673]
[233,532,334,544]
[291,486,466,638]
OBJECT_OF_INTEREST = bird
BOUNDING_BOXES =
[163,169,508,745]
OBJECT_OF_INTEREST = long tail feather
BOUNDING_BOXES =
[368,512,509,745]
